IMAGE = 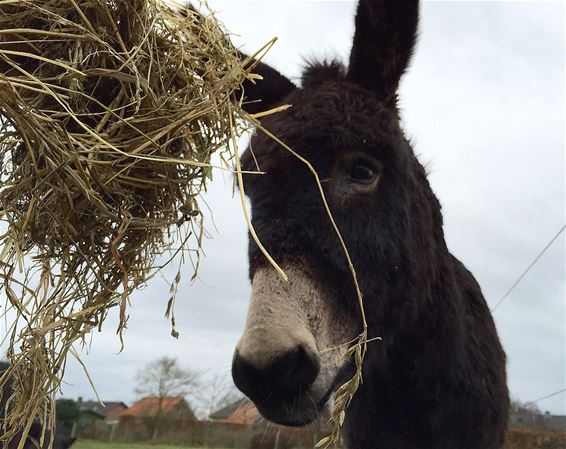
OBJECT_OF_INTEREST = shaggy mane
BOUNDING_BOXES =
[301,59,345,88]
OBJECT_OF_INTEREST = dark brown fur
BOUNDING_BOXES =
[234,1,509,448]
[0,362,76,449]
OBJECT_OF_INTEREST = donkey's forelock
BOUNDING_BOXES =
[238,0,420,116]
[301,59,345,88]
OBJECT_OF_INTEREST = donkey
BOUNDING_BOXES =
[0,362,76,449]
[231,0,509,448]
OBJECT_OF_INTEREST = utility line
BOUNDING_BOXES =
[491,224,566,313]
[527,387,566,405]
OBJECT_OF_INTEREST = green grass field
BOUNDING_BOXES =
[73,441,212,449]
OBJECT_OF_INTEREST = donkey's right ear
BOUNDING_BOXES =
[348,0,419,104]
[238,55,296,114]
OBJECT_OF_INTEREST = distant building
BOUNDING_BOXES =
[510,409,566,430]
[209,398,259,425]
[121,397,196,420]
[74,406,103,430]
[543,414,566,430]
[209,398,334,430]
[79,400,128,424]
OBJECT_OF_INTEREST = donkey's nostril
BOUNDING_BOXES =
[271,345,320,388]
[232,345,320,400]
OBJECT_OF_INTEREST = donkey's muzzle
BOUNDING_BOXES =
[232,344,320,425]
[232,344,320,398]
[232,265,335,425]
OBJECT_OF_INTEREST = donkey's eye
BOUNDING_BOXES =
[334,155,382,194]
[348,161,379,184]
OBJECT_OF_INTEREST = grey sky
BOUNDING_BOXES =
[15,1,564,416]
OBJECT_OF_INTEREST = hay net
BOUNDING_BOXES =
[0,0,255,444]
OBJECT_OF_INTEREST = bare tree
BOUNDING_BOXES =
[510,398,542,415]
[509,398,551,428]
[134,356,199,440]
[193,373,242,420]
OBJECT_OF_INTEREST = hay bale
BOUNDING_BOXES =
[0,0,263,445]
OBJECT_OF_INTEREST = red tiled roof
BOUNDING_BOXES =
[104,404,127,422]
[79,401,127,418]
[121,397,187,418]
[209,398,247,420]
[225,401,260,425]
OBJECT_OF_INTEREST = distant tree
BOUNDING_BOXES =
[55,399,79,429]
[193,373,242,420]
[134,356,199,440]
[511,398,542,415]
[510,398,551,428]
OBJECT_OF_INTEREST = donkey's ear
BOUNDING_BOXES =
[347,0,419,103]
[179,4,296,114]
[239,55,297,114]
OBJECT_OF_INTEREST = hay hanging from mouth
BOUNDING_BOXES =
[0,0,260,444]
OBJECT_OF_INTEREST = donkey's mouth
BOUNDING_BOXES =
[251,357,356,427]
[252,387,333,427]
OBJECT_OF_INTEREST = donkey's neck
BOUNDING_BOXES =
[342,253,479,449]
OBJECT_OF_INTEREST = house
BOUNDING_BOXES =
[79,400,128,424]
[76,408,104,430]
[121,397,196,420]
[543,414,566,430]
[510,409,566,430]
[210,398,335,432]
[209,398,259,425]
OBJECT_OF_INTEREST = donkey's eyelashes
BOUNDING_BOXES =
[348,160,380,184]
[332,154,382,196]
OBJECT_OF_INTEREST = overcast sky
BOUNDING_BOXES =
[6,1,564,417]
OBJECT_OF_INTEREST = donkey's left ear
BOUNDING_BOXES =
[347,0,419,104]
[239,55,297,114]
[179,4,296,114]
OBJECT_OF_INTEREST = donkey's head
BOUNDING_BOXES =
[232,0,436,426]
